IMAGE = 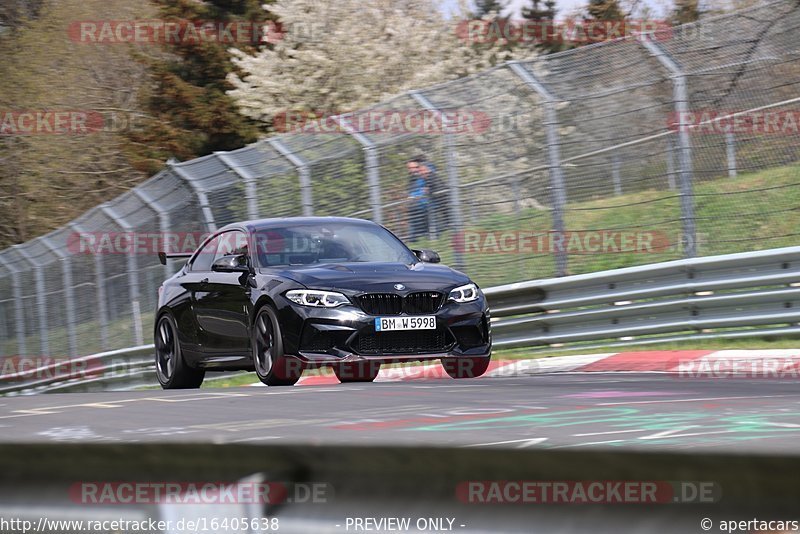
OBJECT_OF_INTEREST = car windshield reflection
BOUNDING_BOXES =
[253,222,418,267]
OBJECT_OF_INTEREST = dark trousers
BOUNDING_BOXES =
[408,204,429,241]
[429,197,448,239]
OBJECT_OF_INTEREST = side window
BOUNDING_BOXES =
[190,235,220,272]
[213,231,250,264]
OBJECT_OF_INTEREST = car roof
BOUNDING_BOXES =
[219,216,378,234]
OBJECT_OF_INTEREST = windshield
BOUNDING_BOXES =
[253,222,418,267]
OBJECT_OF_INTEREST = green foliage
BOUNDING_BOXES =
[0,0,46,32]
[125,0,266,175]
[474,0,507,17]
[585,0,625,21]
[0,0,156,246]
[521,0,565,54]
[672,0,703,24]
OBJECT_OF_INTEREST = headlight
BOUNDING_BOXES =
[449,283,480,303]
[285,289,350,308]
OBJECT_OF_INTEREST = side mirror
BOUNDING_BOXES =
[212,254,250,273]
[413,249,441,263]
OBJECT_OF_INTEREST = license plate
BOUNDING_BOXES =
[375,316,436,331]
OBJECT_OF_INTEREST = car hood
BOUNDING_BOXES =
[263,262,471,293]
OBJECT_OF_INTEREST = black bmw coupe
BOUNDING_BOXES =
[154,217,491,388]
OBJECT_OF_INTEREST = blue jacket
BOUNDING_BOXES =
[409,176,429,207]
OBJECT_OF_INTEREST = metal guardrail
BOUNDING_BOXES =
[0,345,154,396]
[487,245,800,350]
[4,245,800,394]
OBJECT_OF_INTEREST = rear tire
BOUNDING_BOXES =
[441,356,491,379]
[155,313,205,389]
[253,305,304,386]
[333,361,381,383]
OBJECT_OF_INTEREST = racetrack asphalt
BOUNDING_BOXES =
[3,373,800,453]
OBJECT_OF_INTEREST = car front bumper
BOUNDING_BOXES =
[276,296,492,366]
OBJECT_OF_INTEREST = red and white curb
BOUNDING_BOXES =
[247,349,800,386]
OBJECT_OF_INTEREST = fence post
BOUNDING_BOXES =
[638,36,697,258]
[511,175,521,214]
[409,91,466,270]
[508,61,568,277]
[100,205,144,347]
[71,222,109,351]
[726,132,737,178]
[0,254,26,356]
[39,236,78,359]
[13,245,48,356]
[268,138,314,217]
[332,116,383,224]
[168,160,218,233]
[612,153,622,196]
[666,136,677,190]
[132,188,173,280]
[0,299,6,358]
[215,153,260,221]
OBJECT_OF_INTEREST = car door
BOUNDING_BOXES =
[174,233,221,356]
[192,229,253,356]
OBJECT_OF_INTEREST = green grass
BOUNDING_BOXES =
[411,162,800,286]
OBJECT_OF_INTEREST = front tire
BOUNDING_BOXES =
[333,361,381,383]
[253,305,304,386]
[155,313,205,389]
[441,356,491,379]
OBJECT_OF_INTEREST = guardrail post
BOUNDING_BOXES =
[13,245,48,356]
[0,254,26,356]
[268,138,313,217]
[638,36,697,258]
[39,236,78,359]
[215,152,259,221]
[100,205,144,347]
[409,91,466,270]
[72,222,109,351]
[167,160,218,233]
[331,116,383,224]
[726,132,737,178]
[508,62,568,276]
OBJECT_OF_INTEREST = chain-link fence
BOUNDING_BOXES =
[2,0,800,359]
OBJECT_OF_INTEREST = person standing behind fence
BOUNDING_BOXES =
[416,156,446,239]
[406,158,429,241]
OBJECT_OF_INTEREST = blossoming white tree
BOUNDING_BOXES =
[227,0,533,125]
